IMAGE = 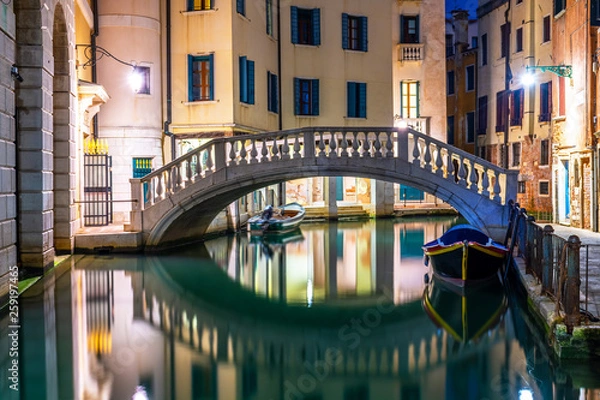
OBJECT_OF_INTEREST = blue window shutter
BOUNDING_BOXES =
[312,9,321,46]
[267,71,272,111]
[208,54,214,100]
[272,73,279,113]
[342,13,349,49]
[400,15,404,42]
[294,78,300,115]
[415,16,420,42]
[416,81,420,117]
[359,83,367,118]
[399,81,404,118]
[360,17,368,51]
[239,56,247,103]
[187,54,194,101]
[347,82,356,117]
[248,59,255,104]
[291,7,298,44]
[237,0,244,15]
[312,79,319,115]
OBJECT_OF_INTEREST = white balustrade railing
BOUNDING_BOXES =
[130,127,517,212]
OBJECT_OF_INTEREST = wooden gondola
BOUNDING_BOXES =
[422,224,508,286]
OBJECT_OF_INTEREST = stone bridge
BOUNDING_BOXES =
[129,127,518,249]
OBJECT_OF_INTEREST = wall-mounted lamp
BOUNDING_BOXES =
[525,65,572,78]
[77,44,143,92]
[11,65,23,82]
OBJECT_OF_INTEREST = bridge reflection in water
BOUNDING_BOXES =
[13,217,590,400]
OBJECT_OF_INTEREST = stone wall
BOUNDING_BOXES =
[0,2,16,304]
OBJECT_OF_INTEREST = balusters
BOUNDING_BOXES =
[250,138,259,164]
[469,163,479,192]
[239,140,248,165]
[423,139,432,171]
[228,142,237,165]
[412,137,421,166]
[385,131,394,157]
[340,131,349,157]
[363,132,371,156]
[329,131,337,156]
[271,137,280,161]
[205,148,214,174]
[317,131,326,157]
[435,147,445,177]
[373,132,382,157]
[481,168,490,197]
[457,157,468,187]
[185,157,192,185]
[492,172,502,202]
[293,135,301,158]
[352,132,360,157]
[261,138,269,162]
[282,135,290,160]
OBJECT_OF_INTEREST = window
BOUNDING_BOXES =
[501,23,510,58]
[477,96,488,135]
[236,0,245,16]
[516,27,523,52]
[466,112,475,143]
[518,181,526,194]
[447,71,455,95]
[347,82,367,118]
[400,81,419,118]
[471,36,478,49]
[510,88,524,126]
[540,139,549,166]
[133,66,151,95]
[512,142,521,167]
[267,71,278,113]
[239,56,254,104]
[539,81,552,122]
[132,158,152,178]
[539,181,550,195]
[447,116,455,145]
[495,90,508,132]
[593,0,600,26]
[481,34,488,66]
[187,0,212,11]
[294,78,319,116]
[342,14,368,52]
[543,16,551,42]
[266,0,273,36]
[291,7,320,46]
[465,65,475,92]
[400,15,419,43]
[446,34,454,56]
[555,0,566,16]
[479,145,486,160]
[188,54,214,101]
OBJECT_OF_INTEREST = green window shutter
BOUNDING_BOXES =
[208,54,214,100]
[312,9,321,46]
[239,56,247,103]
[294,78,300,115]
[291,7,298,44]
[415,81,420,117]
[347,82,356,117]
[248,59,255,104]
[311,79,319,115]
[342,13,349,49]
[360,17,368,51]
[399,81,404,118]
[187,54,194,101]
[415,16,420,42]
[358,82,367,118]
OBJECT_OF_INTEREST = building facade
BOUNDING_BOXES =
[477,0,553,219]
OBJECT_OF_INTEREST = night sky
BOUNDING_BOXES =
[446,0,478,18]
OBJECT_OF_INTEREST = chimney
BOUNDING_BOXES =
[451,9,470,54]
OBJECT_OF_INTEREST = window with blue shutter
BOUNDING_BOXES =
[294,78,319,116]
[342,14,368,51]
[267,71,278,113]
[188,54,214,101]
[400,15,419,43]
[239,56,255,104]
[266,0,274,36]
[291,7,320,45]
[347,82,367,118]
[236,0,245,16]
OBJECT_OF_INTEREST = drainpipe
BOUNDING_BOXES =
[14,106,20,269]
[277,0,282,130]
[92,0,99,139]
[164,0,176,161]
[502,0,511,169]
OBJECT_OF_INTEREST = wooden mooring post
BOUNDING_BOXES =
[564,235,581,334]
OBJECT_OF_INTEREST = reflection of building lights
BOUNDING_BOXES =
[307,279,313,307]
[132,386,149,400]
[518,388,533,400]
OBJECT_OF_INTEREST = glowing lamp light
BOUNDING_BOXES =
[129,67,143,93]
[132,386,149,400]
[521,71,536,86]
[518,388,534,400]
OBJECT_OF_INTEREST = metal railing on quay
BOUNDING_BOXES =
[505,201,599,334]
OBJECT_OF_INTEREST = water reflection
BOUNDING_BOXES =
[2,217,599,400]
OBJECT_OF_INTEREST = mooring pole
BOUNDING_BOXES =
[564,235,581,334]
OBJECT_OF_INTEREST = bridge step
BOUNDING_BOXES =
[304,205,370,220]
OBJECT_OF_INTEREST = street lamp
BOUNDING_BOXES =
[77,44,143,93]
[522,64,572,85]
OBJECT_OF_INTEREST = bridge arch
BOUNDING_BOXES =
[129,127,518,249]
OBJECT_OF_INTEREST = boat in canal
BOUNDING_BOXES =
[422,224,508,286]
[422,272,508,342]
[248,202,306,235]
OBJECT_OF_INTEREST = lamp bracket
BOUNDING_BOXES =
[526,65,572,78]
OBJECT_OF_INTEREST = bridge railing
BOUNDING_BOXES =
[130,127,517,211]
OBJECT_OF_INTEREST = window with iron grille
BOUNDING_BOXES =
[539,180,549,195]
[512,142,521,167]
[518,181,526,194]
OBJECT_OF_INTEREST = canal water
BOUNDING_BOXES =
[2,216,598,400]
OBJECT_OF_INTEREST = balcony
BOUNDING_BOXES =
[397,43,425,62]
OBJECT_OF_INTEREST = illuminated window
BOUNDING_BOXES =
[400,81,419,118]
[188,0,212,11]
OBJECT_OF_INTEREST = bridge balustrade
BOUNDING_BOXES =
[131,127,514,213]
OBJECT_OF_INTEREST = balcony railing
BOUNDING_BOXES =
[398,43,425,61]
